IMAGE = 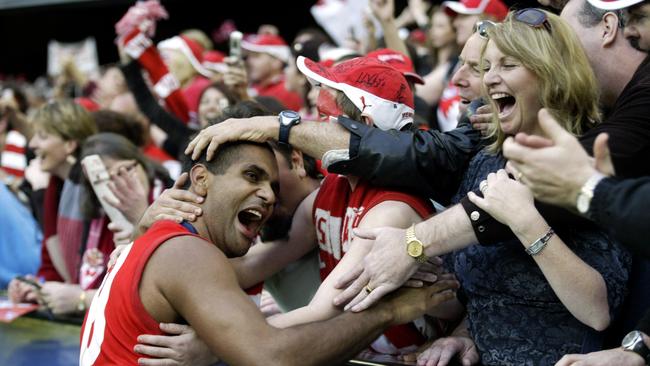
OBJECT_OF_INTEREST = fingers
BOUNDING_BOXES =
[137,357,176,366]
[467,191,486,211]
[350,283,394,312]
[554,354,583,366]
[334,264,364,290]
[334,270,367,306]
[159,322,191,335]
[538,108,570,142]
[593,133,615,176]
[164,188,204,205]
[502,136,534,164]
[351,227,380,241]
[134,343,177,359]
[173,173,189,190]
[404,280,424,288]
[137,334,177,348]
[410,271,437,284]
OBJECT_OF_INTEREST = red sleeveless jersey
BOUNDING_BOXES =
[313,175,435,354]
[79,220,201,365]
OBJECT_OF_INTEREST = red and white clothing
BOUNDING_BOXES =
[80,221,199,365]
[1,130,27,179]
[312,174,435,354]
[436,79,461,132]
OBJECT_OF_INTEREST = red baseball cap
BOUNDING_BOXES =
[366,48,425,85]
[241,34,291,63]
[296,55,414,130]
[443,0,508,21]
[587,0,644,9]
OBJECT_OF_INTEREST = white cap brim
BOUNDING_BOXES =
[241,41,291,63]
[158,36,213,78]
[586,0,644,9]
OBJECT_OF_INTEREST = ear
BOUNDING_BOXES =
[290,149,307,178]
[601,12,621,47]
[63,140,78,156]
[189,164,210,196]
[360,114,374,127]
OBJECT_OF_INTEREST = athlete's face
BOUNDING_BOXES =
[200,145,279,257]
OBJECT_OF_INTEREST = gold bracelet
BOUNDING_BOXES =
[77,290,87,313]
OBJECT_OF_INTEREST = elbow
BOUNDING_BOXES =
[589,312,611,332]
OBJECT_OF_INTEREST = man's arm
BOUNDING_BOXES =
[185,115,480,204]
[230,190,318,288]
[149,236,458,365]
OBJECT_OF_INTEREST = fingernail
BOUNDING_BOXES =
[196,197,204,203]
[194,209,202,215]
[189,214,196,221]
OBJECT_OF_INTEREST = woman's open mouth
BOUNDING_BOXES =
[491,92,516,119]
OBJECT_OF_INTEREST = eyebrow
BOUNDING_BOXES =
[245,164,280,196]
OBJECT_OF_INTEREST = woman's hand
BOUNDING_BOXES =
[135,323,218,366]
[8,275,41,303]
[39,282,83,315]
[468,169,540,232]
[408,336,479,366]
[105,165,149,225]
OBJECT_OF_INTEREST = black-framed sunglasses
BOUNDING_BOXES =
[514,8,552,32]
[473,20,497,40]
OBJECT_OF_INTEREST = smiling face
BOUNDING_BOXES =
[198,87,229,127]
[482,40,542,136]
[451,33,487,114]
[198,144,279,257]
[28,128,76,178]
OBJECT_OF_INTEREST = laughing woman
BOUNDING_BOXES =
[414,9,630,366]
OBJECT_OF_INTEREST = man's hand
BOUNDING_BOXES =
[184,116,276,161]
[333,227,421,312]
[469,105,493,137]
[503,108,614,209]
[135,323,218,366]
[8,275,41,303]
[555,347,645,366]
[382,279,459,326]
[408,336,479,366]
[223,56,250,101]
[137,173,204,233]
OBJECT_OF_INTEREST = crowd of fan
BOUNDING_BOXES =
[2,0,650,365]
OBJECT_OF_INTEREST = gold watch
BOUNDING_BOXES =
[406,225,428,263]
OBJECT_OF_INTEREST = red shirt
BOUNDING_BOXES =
[253,76,303,111]
[80,221,200,365]
[312,174,435,354]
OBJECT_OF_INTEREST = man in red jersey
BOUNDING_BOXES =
[79,138,458,365]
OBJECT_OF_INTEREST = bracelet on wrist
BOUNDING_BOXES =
[525,227,555,256]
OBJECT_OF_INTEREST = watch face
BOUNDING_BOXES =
[281,110,300,120]
[407,241,423,258]
[623,331,642,349]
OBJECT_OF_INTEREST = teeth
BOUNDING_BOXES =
[491,92,511,100]
[245,209,262,219]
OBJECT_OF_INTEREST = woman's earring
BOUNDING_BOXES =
[66,154,77,165]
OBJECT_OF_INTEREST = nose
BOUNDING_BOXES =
[483,66,500,90]
[624,24,640,40]
[451,65,469,88]
[257,182,276,207]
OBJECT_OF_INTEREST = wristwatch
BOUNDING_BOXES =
[622,330,650,364]
[576,172,605,217]
[278,110,301,146]
[405,225,428,263]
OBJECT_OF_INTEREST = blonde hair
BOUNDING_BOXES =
[482,9,600,153]
[32,100,97,151]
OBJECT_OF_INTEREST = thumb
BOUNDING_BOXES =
[538,108,569,142]
[159,322,190,335]
[352,227,381,240]
[173,172,189,189]
[593,133,615,176]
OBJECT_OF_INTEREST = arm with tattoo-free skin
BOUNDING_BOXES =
[141,235,459,366]
[334,203,477,312]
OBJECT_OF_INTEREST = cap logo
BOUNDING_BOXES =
[377,54,406,63]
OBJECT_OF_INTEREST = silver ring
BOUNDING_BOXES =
[516,172,523,180]
[364,285,373,294]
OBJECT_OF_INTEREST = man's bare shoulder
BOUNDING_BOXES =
[151,235,231,275]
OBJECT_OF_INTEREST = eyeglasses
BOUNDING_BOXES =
[513,8,552,32]
[473,20,497,39]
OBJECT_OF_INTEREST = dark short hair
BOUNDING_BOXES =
[184,140,275,178]
[578,0,627,28]
[92,110,145,147]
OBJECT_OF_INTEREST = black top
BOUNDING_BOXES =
[120,61,195,158]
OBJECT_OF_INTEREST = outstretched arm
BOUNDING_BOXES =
[150,236,458,366]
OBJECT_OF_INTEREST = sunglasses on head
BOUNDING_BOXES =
[513,8,552,32]
[473,20,497,40]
